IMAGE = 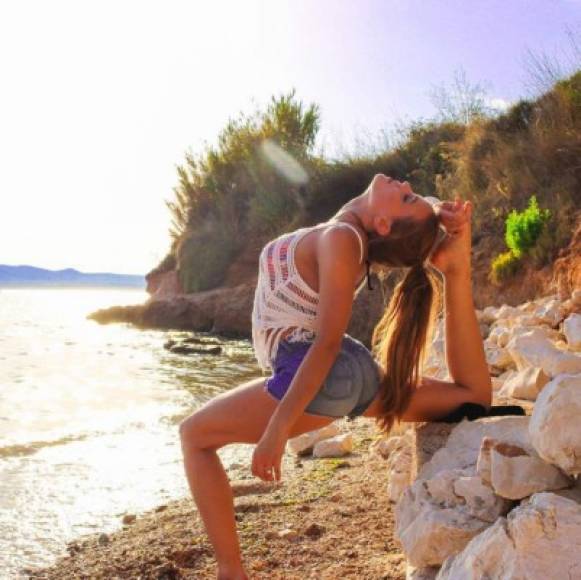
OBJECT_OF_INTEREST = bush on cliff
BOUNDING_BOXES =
[154,68,580,297]
[490,195,552,284]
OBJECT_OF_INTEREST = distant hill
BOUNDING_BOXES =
[0,265,146,288]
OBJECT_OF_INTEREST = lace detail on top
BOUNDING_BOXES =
[251,221,366,371]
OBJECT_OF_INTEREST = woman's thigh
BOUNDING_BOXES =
[179,376,337,451]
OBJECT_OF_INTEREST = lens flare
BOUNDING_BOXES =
[259,139,309,186]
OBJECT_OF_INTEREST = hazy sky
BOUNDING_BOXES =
[1,0,579,275]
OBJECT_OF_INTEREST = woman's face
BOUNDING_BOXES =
[368,174,434,224]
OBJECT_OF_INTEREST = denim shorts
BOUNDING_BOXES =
[264,334,382,420]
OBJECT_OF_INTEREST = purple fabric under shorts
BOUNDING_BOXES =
[264,333,382,420]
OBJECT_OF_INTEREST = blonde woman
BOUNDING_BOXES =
[179,174,493,580]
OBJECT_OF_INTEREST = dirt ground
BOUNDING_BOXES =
[24,417,407,580]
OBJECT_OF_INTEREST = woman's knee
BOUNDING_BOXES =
[179,410,214,450]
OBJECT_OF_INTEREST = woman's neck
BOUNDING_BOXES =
[331,194,373,235]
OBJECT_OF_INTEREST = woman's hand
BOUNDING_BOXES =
[429,198,473,277]
[251,428,288,482]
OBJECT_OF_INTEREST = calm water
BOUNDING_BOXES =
[0,288,263,578]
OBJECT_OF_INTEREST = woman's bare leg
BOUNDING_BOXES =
[179,376,336,580]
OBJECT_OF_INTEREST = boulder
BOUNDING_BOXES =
[497,367,550,401]
[437,493,581,580]
[507,329,581,378]
[417,416,531,481]
[533,298,566,327]
[395,467,511,568]
[529,373,581,476]
[488,441,571,499]
[485,346,515,373]
[563,313,581,351]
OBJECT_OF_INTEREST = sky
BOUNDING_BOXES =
[0,0,579,276]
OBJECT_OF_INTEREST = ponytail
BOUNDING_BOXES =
[371,263,441,434]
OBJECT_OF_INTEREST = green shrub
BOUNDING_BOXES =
[505,195,551,258]
[490,250,520,284]
[177,228,238,293]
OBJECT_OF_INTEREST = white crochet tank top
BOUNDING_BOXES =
[251,221,367,371]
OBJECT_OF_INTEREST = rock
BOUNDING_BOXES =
[97,533,109,545]
[406,564,440,579]
[533,298,566,327]
[477,306,498,325]
[122,514,136,525]
[169,345,222,355]
[395,467,511,568]
[424,320,447,379]
[417,416,532,481]
[182,335,222,345]
[287,423,340,455]
[495,304,521,321]
[277,528,300,542]
[388,468,413,504]
[485,346,515,372]
[498,366,550,401]
[303,522,326,538]
[486,324,511,348]
[529,373,581,476]
[146,269,183,298]
[489,441,571,499]
[372,434,410,459]
[507,329,581,378]
[437,493,581,580]
[382,434,414,503]
[564,313,581,351]
[313,433,353,458]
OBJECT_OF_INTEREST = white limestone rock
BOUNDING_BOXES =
[485,346,515,372]
[489,441,571,499]
[437,492,581,580]
[386,438,413,503]
[395,467,511,568]
[533,298,566,327]
[507,329,581,378]
[312,432,352,458]
[564,313,581,351]
[287,423,340,455]
[388,467,413,504]
[372,433,411,459]
[418,416,532,481]
[477,306,498,325]
[498,366,550,401]
[452,474,510,522]
[529,373,581,476]
[495,304,521,321]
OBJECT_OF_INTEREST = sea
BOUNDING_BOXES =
[0,287,263,579]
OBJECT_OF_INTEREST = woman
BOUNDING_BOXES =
[179,173,492,580]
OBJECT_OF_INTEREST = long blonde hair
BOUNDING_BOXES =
[366,212,442,435]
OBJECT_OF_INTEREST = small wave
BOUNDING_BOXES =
[0,432,92,459]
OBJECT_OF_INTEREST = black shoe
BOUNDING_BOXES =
[436,402,526,424]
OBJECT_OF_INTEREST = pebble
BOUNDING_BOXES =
[97,533,109,546]
[278,528,300,542]
[304,522,326,538]
[122,514,137,525]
